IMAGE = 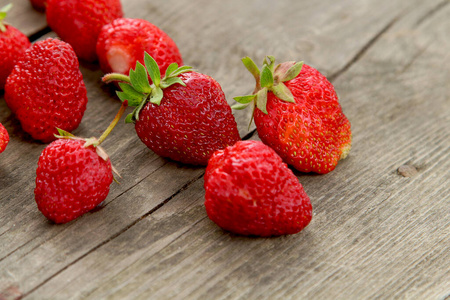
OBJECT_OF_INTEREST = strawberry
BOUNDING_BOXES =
[0,4,31,89]
[233,56,352,174]
[103,53,241,165]
[46,0,123,62]
[35,102,127,224]
[0,123,9,153]
[5,38,88,143]
[204,140,312,236]
[29,0,46,11]
[97,18,183,76]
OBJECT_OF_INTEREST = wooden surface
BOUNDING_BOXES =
[1,0,449,299]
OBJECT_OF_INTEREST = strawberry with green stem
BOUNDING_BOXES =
[0,3,31,89]
[233,56,352,174]
[35,101,128,224]
[103,52,241,165]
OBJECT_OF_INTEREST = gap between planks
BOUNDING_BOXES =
[328,12,403,82]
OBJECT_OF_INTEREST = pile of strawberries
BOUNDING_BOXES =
[0,0,352,237]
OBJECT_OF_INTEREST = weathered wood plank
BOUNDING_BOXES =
[0,0,449,299]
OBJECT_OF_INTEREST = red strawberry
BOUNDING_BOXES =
[35,102,127,224]
[5,38,88,143]
[103,53,241,165]
[0,4,31,89]
[97,18,183,76]
[234,56,352,174]
[204,140,312,236]
[35,138,113,223]
[46,0,123,62]
[29,0,46,11]
[0,123,9,153]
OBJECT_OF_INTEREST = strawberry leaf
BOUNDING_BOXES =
[84,137,99,148]
[169,66,193,77]
[160,77,185,89]
[272,82,295,103]
[115,91,140,107]
[248,104,256,130]
[125,112,134,124]
[242,57,260,82]
[129,62,151,93]
[0,4,12,14]
[56,128,75,138]
[96,146,109,161]
[260,65,273,89]
[264,56,276,71]
[231,102,251,110]
[0,4,12,32]
[281,61,303,82]
[234,95,256,104]
[255,88,268,114]
[149,87,163,105]
[118,83,145,107]
[165,63,179,78]
[111,164,121,181]
[134,95,148,122]
[144,52,161,87]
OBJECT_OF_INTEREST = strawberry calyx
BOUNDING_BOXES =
[54,100,128,181]
[0,3,12,32]
[102,52,193,123]
[232,56,303,122]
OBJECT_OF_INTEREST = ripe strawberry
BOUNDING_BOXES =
[5,38,88,143]
[46,0,123,62]
[97,18,182,76]
[29,0,46,11]
[35,138,113,223]
[0,123,9,153]
[103,53,241,165]
[204,140,312,236]
[35,102,128,224]
[234,56,352,174]
[0,4,31,89]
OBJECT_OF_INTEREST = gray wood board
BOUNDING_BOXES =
[0,0,449,299]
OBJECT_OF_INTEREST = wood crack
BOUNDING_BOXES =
[414,0,450,28]
[0,237,37,263]
[328,13,402,82]
[27,26,52,42]
[241,128,257,141]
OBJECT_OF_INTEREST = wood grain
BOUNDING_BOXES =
[0,0,449,299]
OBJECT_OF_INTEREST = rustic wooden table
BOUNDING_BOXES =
[1,0,449,299]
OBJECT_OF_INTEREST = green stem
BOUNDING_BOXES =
[0,4,12,32]
[97,100,128,145]
[102,73,131,84]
